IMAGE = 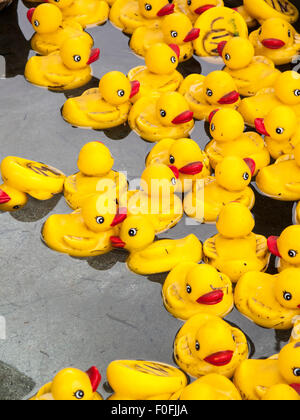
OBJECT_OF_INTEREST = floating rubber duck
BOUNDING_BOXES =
[239,71,300,127]
[47,0,109,28]
[174,0,224,25]
[30,366,103,400]
[179,71,240,121]
[233,341,300,400]
[203,202,269,283]
[184,156,256,223]
[179,374,242,400]
[206,108,270,173]
[162,262,233,320]
[174,313,249,378]
[110,215,203,275]
[128,91,194,142]
[218,37,280,97]
[256,143,300,201]
[261,384,300,400]
[126,164,183,234]
[235,268,300,330]
[107,360,188,400]
[145,138,211,193]
[243,0,299,25]
[109,0,175,35]
[193,6,248,57]
[129,13,200,62]
[267,225,300,272]
[0,156,65,212]
[127,43,183,102]
[25,36,100,91]
[27,3,93,56]
[62,71,139,128]
[63,142,128,210]
[249,18,300,66]
[42,193,127,257]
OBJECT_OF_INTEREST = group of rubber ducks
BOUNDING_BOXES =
[3,0,300,401]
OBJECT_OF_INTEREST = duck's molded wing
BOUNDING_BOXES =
[139,241,177,259]
[255,234,268,257]
[203,236,218,260]
[63,235,99,250]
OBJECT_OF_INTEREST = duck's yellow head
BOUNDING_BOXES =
[27,4,62,34]
[203,71,240,106]
[278,341,300,392]
[275,268,300,310]
[0,185,28,212]
[255,105,298,141]
[258,18,295,50]
[140,163,178,196]
[48,0,74,9]
[167,138,206,177]
[161,13,200,45]
[138,0,175,19]
[99,71,139,105]
[274,71,300,106]
[268,225,300,265]
[156,92,194,126]
[215,156,255,192]
[145,43,179,75]
[209,108,245,142]
[50,366,101,400]
[262,384,300,400]
[60,37,100,70]
[216,202,254,239]
[77,142,114,176]
[187,0,218,16]
[218,37,254,70]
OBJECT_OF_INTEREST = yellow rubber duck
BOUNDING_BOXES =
[0,156,65,212]
[256,143,300,201]
[162,262,233,320]
[233,341,300,400]
[145,138,211,193]
[129,13,200,62]
[234,268,300,329]
[30,366,103,400]
[203,202,270,283]
[290,316,300,343]
[128,91,194,142]
[107,360,188,400]
[127,43,183,102]
[206,108,270,173]
[249,18,300,66]
[47,0,109,28]
[238,71,300,127]
[126,163,183,234]
[243,0,299,25]
[193,6,248,57]
[261,384,300,400]
[179,71,240,121]
[27,3,93,56]
[110,215,203,275]
[184,156,256,223]
[63,142,128,210]
[174,0,223,25]
[62,71,140,129]
[25,36,100,91]
[267,225,300,272]
[174,313,249,378]
[218,37,280,97]
[42,193,127,257]
[109,0,175,35]
[179,374,242,400]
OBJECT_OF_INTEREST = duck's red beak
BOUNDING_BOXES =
[157,3,175,16]
[217,41,227,56]
[111,208,127,227]
[0,190,11,204]
[267,236,281,257]
[27,8,35,24]
[86,48,100,65]
[179,162,204,175]
[289,383,300,395]
[110,236,126,248]
[130,80,140,98]
[197,290,224,305]
[244,158,256,176]
[218,91,240,105]
[262,38,285,49]
[194,4,215,14]
[86,366,101,393]
[169,165,179,179]
[204,350,234,366]
[172,111,194,125]
[184,28,200,42]
[255,118,270,136]
[168,44,180,59]
[208,109,219,123]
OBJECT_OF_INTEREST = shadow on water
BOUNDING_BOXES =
[178,57,202,78]
[63,76,100,99]
[0,361,35,400]
[103,122,132,140]
[86,249,128,271]
[9,194,62,223]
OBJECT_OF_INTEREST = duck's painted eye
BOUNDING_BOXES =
[169,155,175,164]
[187,0,191,5]
[117,89,125,97]
[259,28,262,35]
[160,109,167,117]
[206,89,213,97]
[283,291,292,301]
[74,390,84,400]
[171,31,178,38]
[170,56,177,64]
[210,123,215,131]
[294,89,300,97]
[225,53,231,61]
[96,216,105,224]
[186,284,192,294]
[243,172,249,181]
[288,249,297,258]
[13,205,20,210]
[73,55,81,63]
[288,30,292,37]
[129,228,137,237]
[145,3,152,10]
[276,127,284,135]
[195,341,200,351]
[293,367,300,377]
[171,177,177,186]
[34,20,40,27]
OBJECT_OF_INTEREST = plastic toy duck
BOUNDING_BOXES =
[128,91,194,142]
[256,143,300,201]
[109,0,175,35]
[110,215,203,275]
[233,341,300,400]
[179,374,242,400]
[25,36,100,91]
[206,108,270,173]
[249,18,300,66]
[42,193,127,257]
[235,268,300,330]
[63,142,128,210]
[261,384,300,400]
[107,360,188,400]
[218,37,280,97]
[267,225,300,272]
[174,313,249,378]
[145,138,211,193]
[243,0,299,25]
[239,71,300,127]
[129,13,200,62]
[27,3,93,56]
[127,43,183,103]
[193,6,248,57]
[174,0,224,25]
[0,156,65,212]
[203,203,269,283]
[126,164,183,234]
[184,156,256,223]
[179,71,240,121]
[30,366,103,400]
[62,71,139,129]
[162,262,233,320]
[47,0,109,28]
